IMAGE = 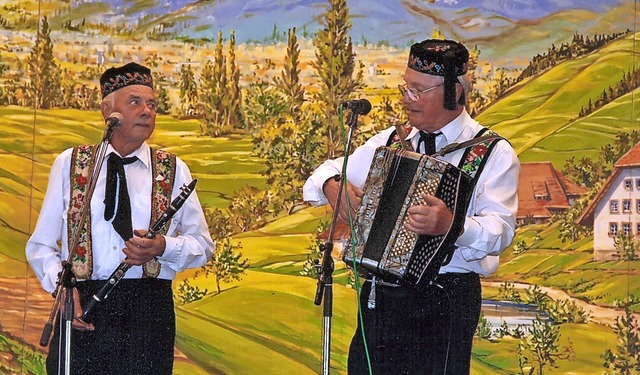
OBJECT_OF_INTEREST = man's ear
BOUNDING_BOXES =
[100,100,112,119]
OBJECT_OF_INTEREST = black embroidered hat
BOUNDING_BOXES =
[407,39,469,110]
[99,62,153,99]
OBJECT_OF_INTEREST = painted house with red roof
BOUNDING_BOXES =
[578,143,640,261]
[517,162,587,225]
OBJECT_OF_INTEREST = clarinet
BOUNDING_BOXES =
[82,179,198,319]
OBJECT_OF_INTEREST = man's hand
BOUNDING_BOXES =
[405,194,453,235]
[323,176,364,224]
[123,230,166,265]
[60,287,95,331]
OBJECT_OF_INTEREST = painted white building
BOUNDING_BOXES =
[578,143,640,261]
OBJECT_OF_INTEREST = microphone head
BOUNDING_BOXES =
[106,112,124,128]
[356,98,372,115]
[341,98,372,115]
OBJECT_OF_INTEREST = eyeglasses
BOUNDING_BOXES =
[398,83,444,102]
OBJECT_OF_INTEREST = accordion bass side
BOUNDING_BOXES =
[344,146,472,289]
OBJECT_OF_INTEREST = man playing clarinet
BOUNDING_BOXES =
[26,62,214,375]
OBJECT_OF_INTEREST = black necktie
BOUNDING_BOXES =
[419,131,440,155]
[104,153,138,241]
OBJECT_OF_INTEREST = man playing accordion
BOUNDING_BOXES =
[303,39,520,374]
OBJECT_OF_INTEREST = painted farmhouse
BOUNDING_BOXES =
[578,143,640,261]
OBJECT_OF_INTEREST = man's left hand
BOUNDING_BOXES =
[123,230,166,265]
[405,194,453,235]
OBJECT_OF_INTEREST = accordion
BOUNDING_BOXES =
[344,146,472,289]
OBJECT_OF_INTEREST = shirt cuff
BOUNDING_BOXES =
[158,235,182,264]
[303,171,340,205]
[456,217,481,249]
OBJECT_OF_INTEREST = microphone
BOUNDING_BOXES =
[105,112,124,128]
[340,99,372,115]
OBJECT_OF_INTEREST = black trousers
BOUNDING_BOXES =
[348,273,482,375]
[46,278,175,375]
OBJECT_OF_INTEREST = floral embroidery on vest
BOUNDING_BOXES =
[69,144,97,279]
[69,145,176,280]
[459,129,500,182]
[145,148,176,278]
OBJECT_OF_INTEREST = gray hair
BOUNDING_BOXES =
[457,73,470,106]
[102,92,115,109]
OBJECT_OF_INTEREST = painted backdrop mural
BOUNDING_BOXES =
[1,0,639,374]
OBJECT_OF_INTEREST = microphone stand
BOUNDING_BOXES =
[314,109,362,375]
[38,123,115,375]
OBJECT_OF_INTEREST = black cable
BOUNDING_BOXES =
[432,280,454,374]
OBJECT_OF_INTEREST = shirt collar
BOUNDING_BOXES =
[107,142,151,168]
[406,109,468,145]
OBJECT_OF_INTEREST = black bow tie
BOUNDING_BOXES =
[104,153,138,241]
[419,131,441,155]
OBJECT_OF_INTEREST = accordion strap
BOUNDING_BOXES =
[434,133,504,157]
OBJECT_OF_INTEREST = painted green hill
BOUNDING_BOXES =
[477,32,639,168]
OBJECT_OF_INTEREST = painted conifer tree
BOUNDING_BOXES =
[199,30,228,136]
[179,62,198,116]
[228,30,245,129]
[199,30,243,136]
[312,0,364,159]
[255,27,323,215]
[276,27,305,121]
[27,16,60,109]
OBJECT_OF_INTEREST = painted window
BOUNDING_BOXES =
[609,222,618,236]
[610,200,619,213]
[622,222,631,236]
[624,179,633,190]
[623,199,632,213]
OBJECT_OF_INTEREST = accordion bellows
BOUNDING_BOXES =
[345,146,471,289]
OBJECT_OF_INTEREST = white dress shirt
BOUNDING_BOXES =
[26,142,215,294]
[303,110,520,277]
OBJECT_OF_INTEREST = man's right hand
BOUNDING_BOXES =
[322,176,364,223]
[61,287,95,331]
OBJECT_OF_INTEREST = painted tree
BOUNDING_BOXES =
[244,79,288,131]
[465,45,486,116]
[202,237,249,294]
[197,206,249,295]
[199,30,243,136]
[152,71,171,114]
[301,220,330,279]
[312,0,364,159]
[179,62,198,116]
[26,16,61,109]
[246,28,324,216]
[255,27,323,215]
[517,317,573,375]
[199,30,229,136]
[603,305,640,374]
[227,30,245,129]
[228,186,275,232]
[275,27,305,121]
[614,232,639,261]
